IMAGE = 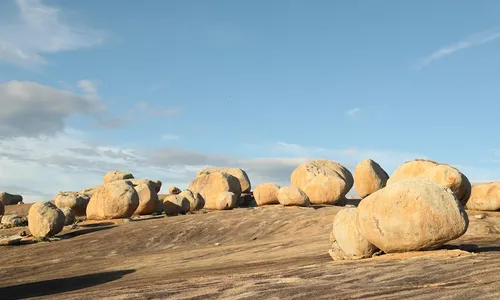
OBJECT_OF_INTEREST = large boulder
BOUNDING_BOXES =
[357,178,469,253]
[60,207,75,225]
[54,192,90,216]
[133,183,160,215]
[197,167,251,193]
[162,194,190,215]
[28,201,65,239]
[290,159,353,205]
[86,182,139,220]
[102,170,134,184]
[354,159,389,198]
[0,192,23,205]
[178,189,205,211]
[188,172,241,210]
[277,186,310,207]
[387,159,471,205]
[466,182,500,211]
[253,183,280,206]
[329,208,378,260]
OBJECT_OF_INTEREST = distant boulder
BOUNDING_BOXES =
[54,192,90,216]
[102,170,134,184]
[0,192,23,205]
[169,186,182,195]
[178,189,205,211]
[60,207,75,225]
[162,194,190,215]
[466,182,500,211]
[133,183,160,215]
[277,186,310,207]
[354,159,389,198]
[253,183,280,206]
[197,167,251,193]
[86,182,139,220]
[189,172,241,210]
[28,201,65,239]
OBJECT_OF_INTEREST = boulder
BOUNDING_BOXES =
[54,192,90,216]
[197,167,251,193]
[1,214,24,227]
[290,159,353,204]
[253,183,280,206]
[277,186,310,207]
[178,189,205,211]
[60,207,75,225]
[466,182,500,211]
[357,178,469,253]
[0,201,3,216]
[188,172,241,210]
[417,164,471,205]
[102,170,134,184]
[329,208,378,260]
[169,186,182,194]
[86,182,139,220]
[133,183,160,215]
[0,192,23,205]
[354,159,389,198]
[163,194,190,215]
[387,159,439,185]
[216,192,237,210]
[125,179,162,193]
[28,201,65,239]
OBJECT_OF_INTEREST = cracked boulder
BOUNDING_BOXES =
[357,178,469,253]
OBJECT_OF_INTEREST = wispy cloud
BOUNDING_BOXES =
[346,108,360,117]
[0,0,107,68]
[161,133,180,141]
[77,80,98,93]
[137,101,181,117]
[416,28,500,69]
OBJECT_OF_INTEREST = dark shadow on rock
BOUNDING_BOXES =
[0,269,136,300]
[79,222,116,228]
[130,215,165,222]
[57,225,116,239]
[441,244,500,253]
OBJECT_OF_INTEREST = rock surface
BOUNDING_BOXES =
[86,182,139,220]
[1,214,24,227]
[466,182,500,211]
[277,186,310,207]
[169,186,182,195]
[387,159,439,185]
[28,201,65,239]
[329,208,378,260]
[103,170,135,184]
[133,183,160,215]
[54,192,90,216]
[253,183,280,206]
[0,192,23,205]
[163,195,190,215]
[302,174,347,205]
[354,159,389,198]
[357,178,469,253]
[188,172,241,210]
[60,207,75,225]
[197,167,251,193]
[178,189,205,211]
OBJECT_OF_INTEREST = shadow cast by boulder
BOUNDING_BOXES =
[57,225,116,239]
[441,244,500,253]
[0,269,136,300]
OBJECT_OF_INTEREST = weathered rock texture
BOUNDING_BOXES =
[86,182,139,220]
[188,172,241,210]
[178,189,205,211]
[162,195,190,215]
[54,192,90,216]
[277,186,310,207]
[357,178,469,253]
[253,183,280,206]
[103,170,134,184]
[28,201,65,239]
[133,183,160,215]
[353,159,389,198]
[466,182,500,211]
[329,208,378,260]
[60,207,75,225]
[290,159,353,205]
[197,168,251,193]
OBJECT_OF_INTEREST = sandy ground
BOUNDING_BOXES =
[1,203,500,299]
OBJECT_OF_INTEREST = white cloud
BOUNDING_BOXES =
[346,108,360,117]
[161,134,180,141]
[0,80,106,137]
[416,28,500,69]
[77,80,98,93]
[0,0,106,68]
[137,101,181,117]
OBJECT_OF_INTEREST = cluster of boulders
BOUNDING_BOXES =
[329,158,472,260]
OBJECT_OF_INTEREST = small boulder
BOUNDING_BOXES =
[103,170,134,184]
[466,182,500,211]
[277,186,310,207]
[28,201,65,239]
[1,214,24,227]
[329,208,378,260]
[133,183,160,215]
[353,159,389,198]
[188,172,241,210]
[54,192,90,216]
[302,174,347,205]
[253,183,280,206]
[169,186,182,194]
[216,192,237,210]
[86,182,139,220]
[0,192,23,205]
[197,167,251,193]
[357,178,469,253]
[60,207,75,225]
[163,195,190,215]
[178,189,205,211]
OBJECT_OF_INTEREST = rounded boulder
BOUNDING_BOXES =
[197,167,251,193]
[387,159,439,185]
[417,164,471,205]
[60,207,75,225]
[188,172,241,210]
[133,183,160,215]
[354,159,389,198]
[103,170,134,184]
[302,174,347,205]
[28,201,65,239]
[54,191,90,216]
[277,186,310,207]
[253,183,280,206]
[178,189,205,211]
[466,182,500,211]
[357,178,469,253]
[86,182,139,220]
[163,194,190,215]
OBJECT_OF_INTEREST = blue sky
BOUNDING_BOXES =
[1,0,500,201]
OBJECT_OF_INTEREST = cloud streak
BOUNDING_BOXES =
[416,28,500,69]
[346,108,360,117]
